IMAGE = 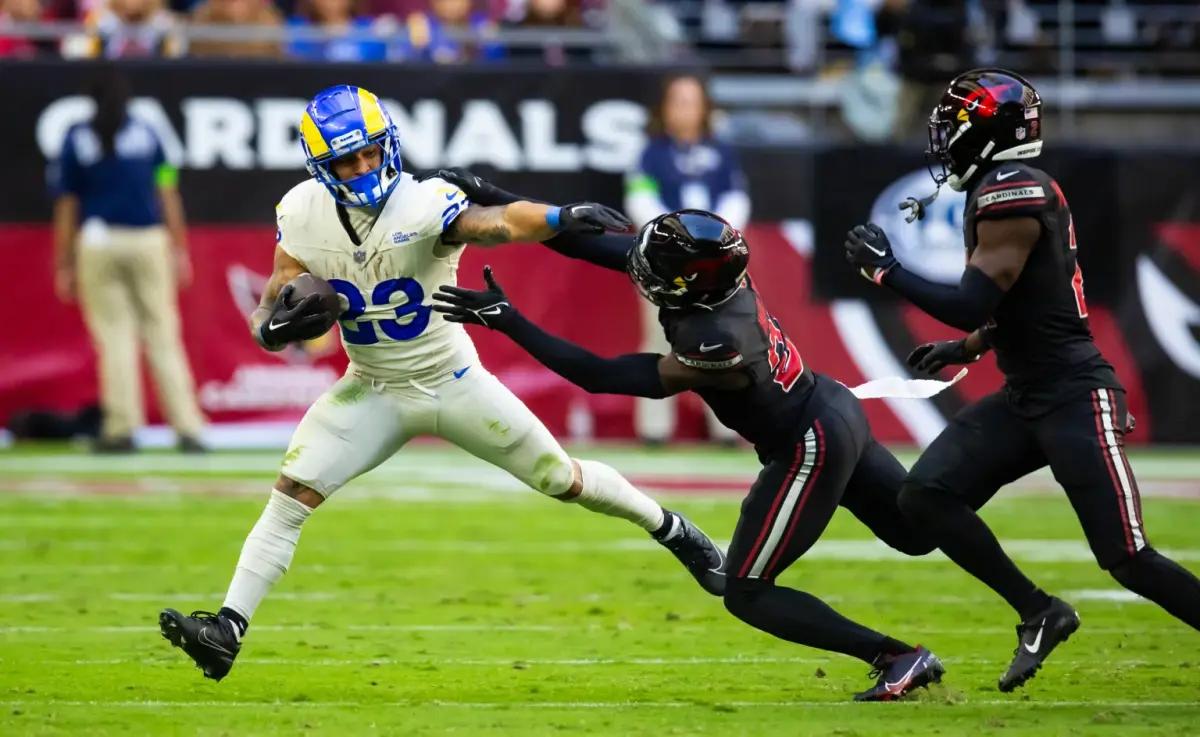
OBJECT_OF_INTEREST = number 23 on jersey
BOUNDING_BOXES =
[327,277,431,345]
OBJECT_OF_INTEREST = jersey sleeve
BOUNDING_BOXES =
[411,175,470,239]
[973,164,1053,221]
[670,319,745,372]
[274,182,310,262]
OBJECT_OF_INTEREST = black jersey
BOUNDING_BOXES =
[965,162,1119,415]
[659,278,816,450]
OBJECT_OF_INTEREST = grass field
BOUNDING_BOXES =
[1,442,1198,736]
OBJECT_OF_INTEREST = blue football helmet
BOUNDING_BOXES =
[300,85,403,207]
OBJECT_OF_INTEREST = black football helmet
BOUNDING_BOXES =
[627,210,749,310]
[927,68,1043,191]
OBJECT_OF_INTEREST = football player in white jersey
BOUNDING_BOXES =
[159,85,724,681]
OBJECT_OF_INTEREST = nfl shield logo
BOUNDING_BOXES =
[354,250,367,264]
[1015,126,1027,140]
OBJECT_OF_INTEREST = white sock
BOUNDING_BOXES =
[221,489,312,622]
[573,460,665,532]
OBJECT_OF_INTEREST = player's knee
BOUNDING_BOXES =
[896,480,936,522]
[1107,547,1159,585]
[274,475,325,509]
[530,454,575,498]
[723,576,768,620]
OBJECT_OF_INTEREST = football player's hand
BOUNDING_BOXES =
[258,283,334,350]
[906,339,979,375]
[55,264,76,303]
[415,167,493,201]
[556,202,634,235]
[843,223,898,285]
[433,266,517,331]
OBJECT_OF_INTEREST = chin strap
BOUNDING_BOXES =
[899,186,941,223]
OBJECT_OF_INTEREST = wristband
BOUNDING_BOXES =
[545,207,562,231]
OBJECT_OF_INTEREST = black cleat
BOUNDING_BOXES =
[93,435,136,454]
[998,596,1080,692]
[654,510,726,596]
[159,608,241,681]
[854,646,945,702]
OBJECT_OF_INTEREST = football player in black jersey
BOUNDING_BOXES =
[843,68,1200,692]
[428,189,944,700]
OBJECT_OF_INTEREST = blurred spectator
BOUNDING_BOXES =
[52,67,206,453]
[877,0,971,140]
[503,0,582,65]
[625,74,748,446]
[406,0,504,64]
[287,0,387,62]
[0,0,53,58]
[190,0,283,58]
[62,0,185,58]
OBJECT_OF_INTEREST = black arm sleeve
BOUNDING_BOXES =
[502,313,668,398]
[884,265,1005,331]
[541,232,633,273]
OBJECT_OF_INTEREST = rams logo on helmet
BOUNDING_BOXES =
[300,85,403,208]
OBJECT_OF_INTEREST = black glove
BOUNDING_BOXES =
[432,266,517,331]
[906,339,980,375]
[556,202,634,235]
[414,167,511,205]
[843,223,898,284]
[257,283,335,350]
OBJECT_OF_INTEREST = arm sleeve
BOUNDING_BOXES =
[502,312,668,398]
[541,232,634,272]
[884,264,1005,332]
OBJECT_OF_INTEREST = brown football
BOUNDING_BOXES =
[284,273,341,336]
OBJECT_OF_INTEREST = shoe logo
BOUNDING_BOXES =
[267,319,289,331]
[197,627,234,656]
[453,366,471,380]
[884,658,923,692]
[699,343,723,353]
[996,169,1020,181]
[709,546,726,575]
[1024,620,1045,654]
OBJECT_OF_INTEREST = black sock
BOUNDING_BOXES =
[650,510,677,540]
[725,579,898,664]
[873,637,915,663]
[1110,550,1200,630]
[901,486,1050,620]
[218,607,248,637]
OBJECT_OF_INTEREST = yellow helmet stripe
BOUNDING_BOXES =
[300,111,330,159]
[356,88,387,136]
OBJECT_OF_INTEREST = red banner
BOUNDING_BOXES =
[0,223,1152,444]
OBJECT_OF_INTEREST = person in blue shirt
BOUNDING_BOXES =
[52,67,206,453]
[625,74,750,445]
[285,0,388,63]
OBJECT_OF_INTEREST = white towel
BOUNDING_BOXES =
[850,368,968,400]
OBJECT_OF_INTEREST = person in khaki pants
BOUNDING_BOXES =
[52,67,205,453]
[625,74,751,446]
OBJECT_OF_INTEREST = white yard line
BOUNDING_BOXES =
[0,699,1194,710]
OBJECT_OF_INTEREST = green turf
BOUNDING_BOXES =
[1,443,1198,736]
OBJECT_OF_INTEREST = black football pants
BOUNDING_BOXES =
[722,377,936,663]
[899,389,1200,629]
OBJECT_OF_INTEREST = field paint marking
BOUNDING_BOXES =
[50,655,1163,668]
[0,699,1195,710]
[6,536,1200,563]
[0,623,557,634]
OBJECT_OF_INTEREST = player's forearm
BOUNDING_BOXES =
[501,313,668,398]
[541,232,633,272]
[52,196,79,269]
[884,265,1004,332]
[501,201,558,242]
[963,328,991,357]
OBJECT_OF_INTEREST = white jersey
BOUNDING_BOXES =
[276,173,476,385]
